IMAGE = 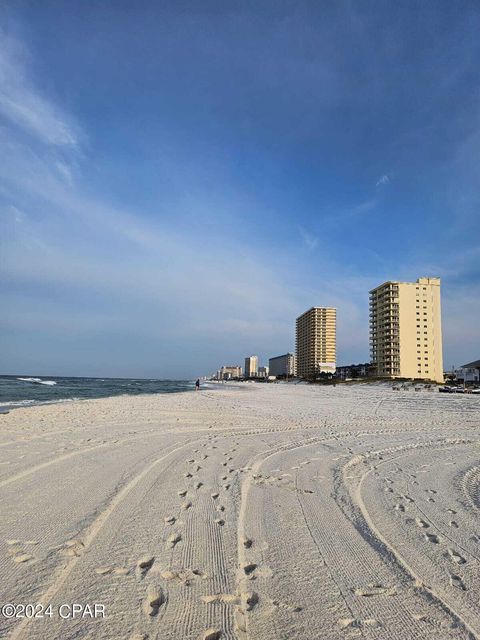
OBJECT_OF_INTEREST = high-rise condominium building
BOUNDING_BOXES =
[269,353,297,378]
[295,307,337,379]
[244,355,258,378]
[369,277,443,382]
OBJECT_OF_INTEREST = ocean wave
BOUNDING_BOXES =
[0,397,79,408]
[0,399,37,407]
[17,377,57,386]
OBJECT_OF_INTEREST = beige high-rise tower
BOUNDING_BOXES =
[296,307,336,379]
[369,277,443,382]
[244,355,258,378]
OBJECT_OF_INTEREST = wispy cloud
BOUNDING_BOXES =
[375,174,390,187]
[299,226,318,251]
[351,198,377,215]
[2,10,480,376]
[0,31,79,148]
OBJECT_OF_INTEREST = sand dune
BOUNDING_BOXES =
[0,383,479,639]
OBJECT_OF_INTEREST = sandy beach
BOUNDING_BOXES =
[0,383,479,640]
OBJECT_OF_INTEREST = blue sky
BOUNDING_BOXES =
[1,1,479,377]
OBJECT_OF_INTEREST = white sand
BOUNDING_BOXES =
[0,382,479,639]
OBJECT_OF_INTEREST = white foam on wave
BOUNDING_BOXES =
[0,397,80,409]
[17,377,57,386]
[0,399,36,407]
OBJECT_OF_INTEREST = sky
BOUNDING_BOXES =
[1,1,479,378]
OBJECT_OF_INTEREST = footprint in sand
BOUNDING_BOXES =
[161,568,207,586]
[449,521,459,528]
[270,598,302,612]
[95,566,114,575]
[395,503,406,512]
[403,496,415,503]
[214,519,225,526]
[182,501,192,510]
[167,533,182,549]
[13,553,34,563]
[415,518,429,529]
[424,533,440,544]
[61,539,85,558]
[447,508,457,514]
[243,538,253,549]
[216,505,225,512]
[337,618,358,630]
[243,563,257,576]
[447,549,466,564]
[201,629,221,640]
[450,574,466,590]
[242,591,259,611]
[164,516,176,525]
[211,492,219,500]
[194,482,203,490]
[178,489,187,497]
[143,584,165,617]
[137,556,155,576]
[185,472,193,479]
[223,484,230,491]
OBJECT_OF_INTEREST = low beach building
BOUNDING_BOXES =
[217,365,242,380]
[369,277,443,382]
[336,363,371,380]
[269,353,297,378]
[295,307,337,379]
[455,360,480,383]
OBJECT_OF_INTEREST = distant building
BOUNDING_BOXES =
[455,360,480,383]
[258,366,269,378]
[296,307,337,379]
[244,355,258,378]
[269,353,296,378]
[369,277,443,382]
[217,365,242,380]
[336,363,370,380]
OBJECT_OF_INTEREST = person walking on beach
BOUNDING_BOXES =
[195,378,200,391]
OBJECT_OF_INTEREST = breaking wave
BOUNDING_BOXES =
[17,377,57,386]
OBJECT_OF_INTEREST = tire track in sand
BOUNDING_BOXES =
[0,429,184,490]
[352,447,480,639]
[235,435,326,639]
[7,438,197,640]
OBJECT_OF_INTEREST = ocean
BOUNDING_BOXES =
[0,375,195,412]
